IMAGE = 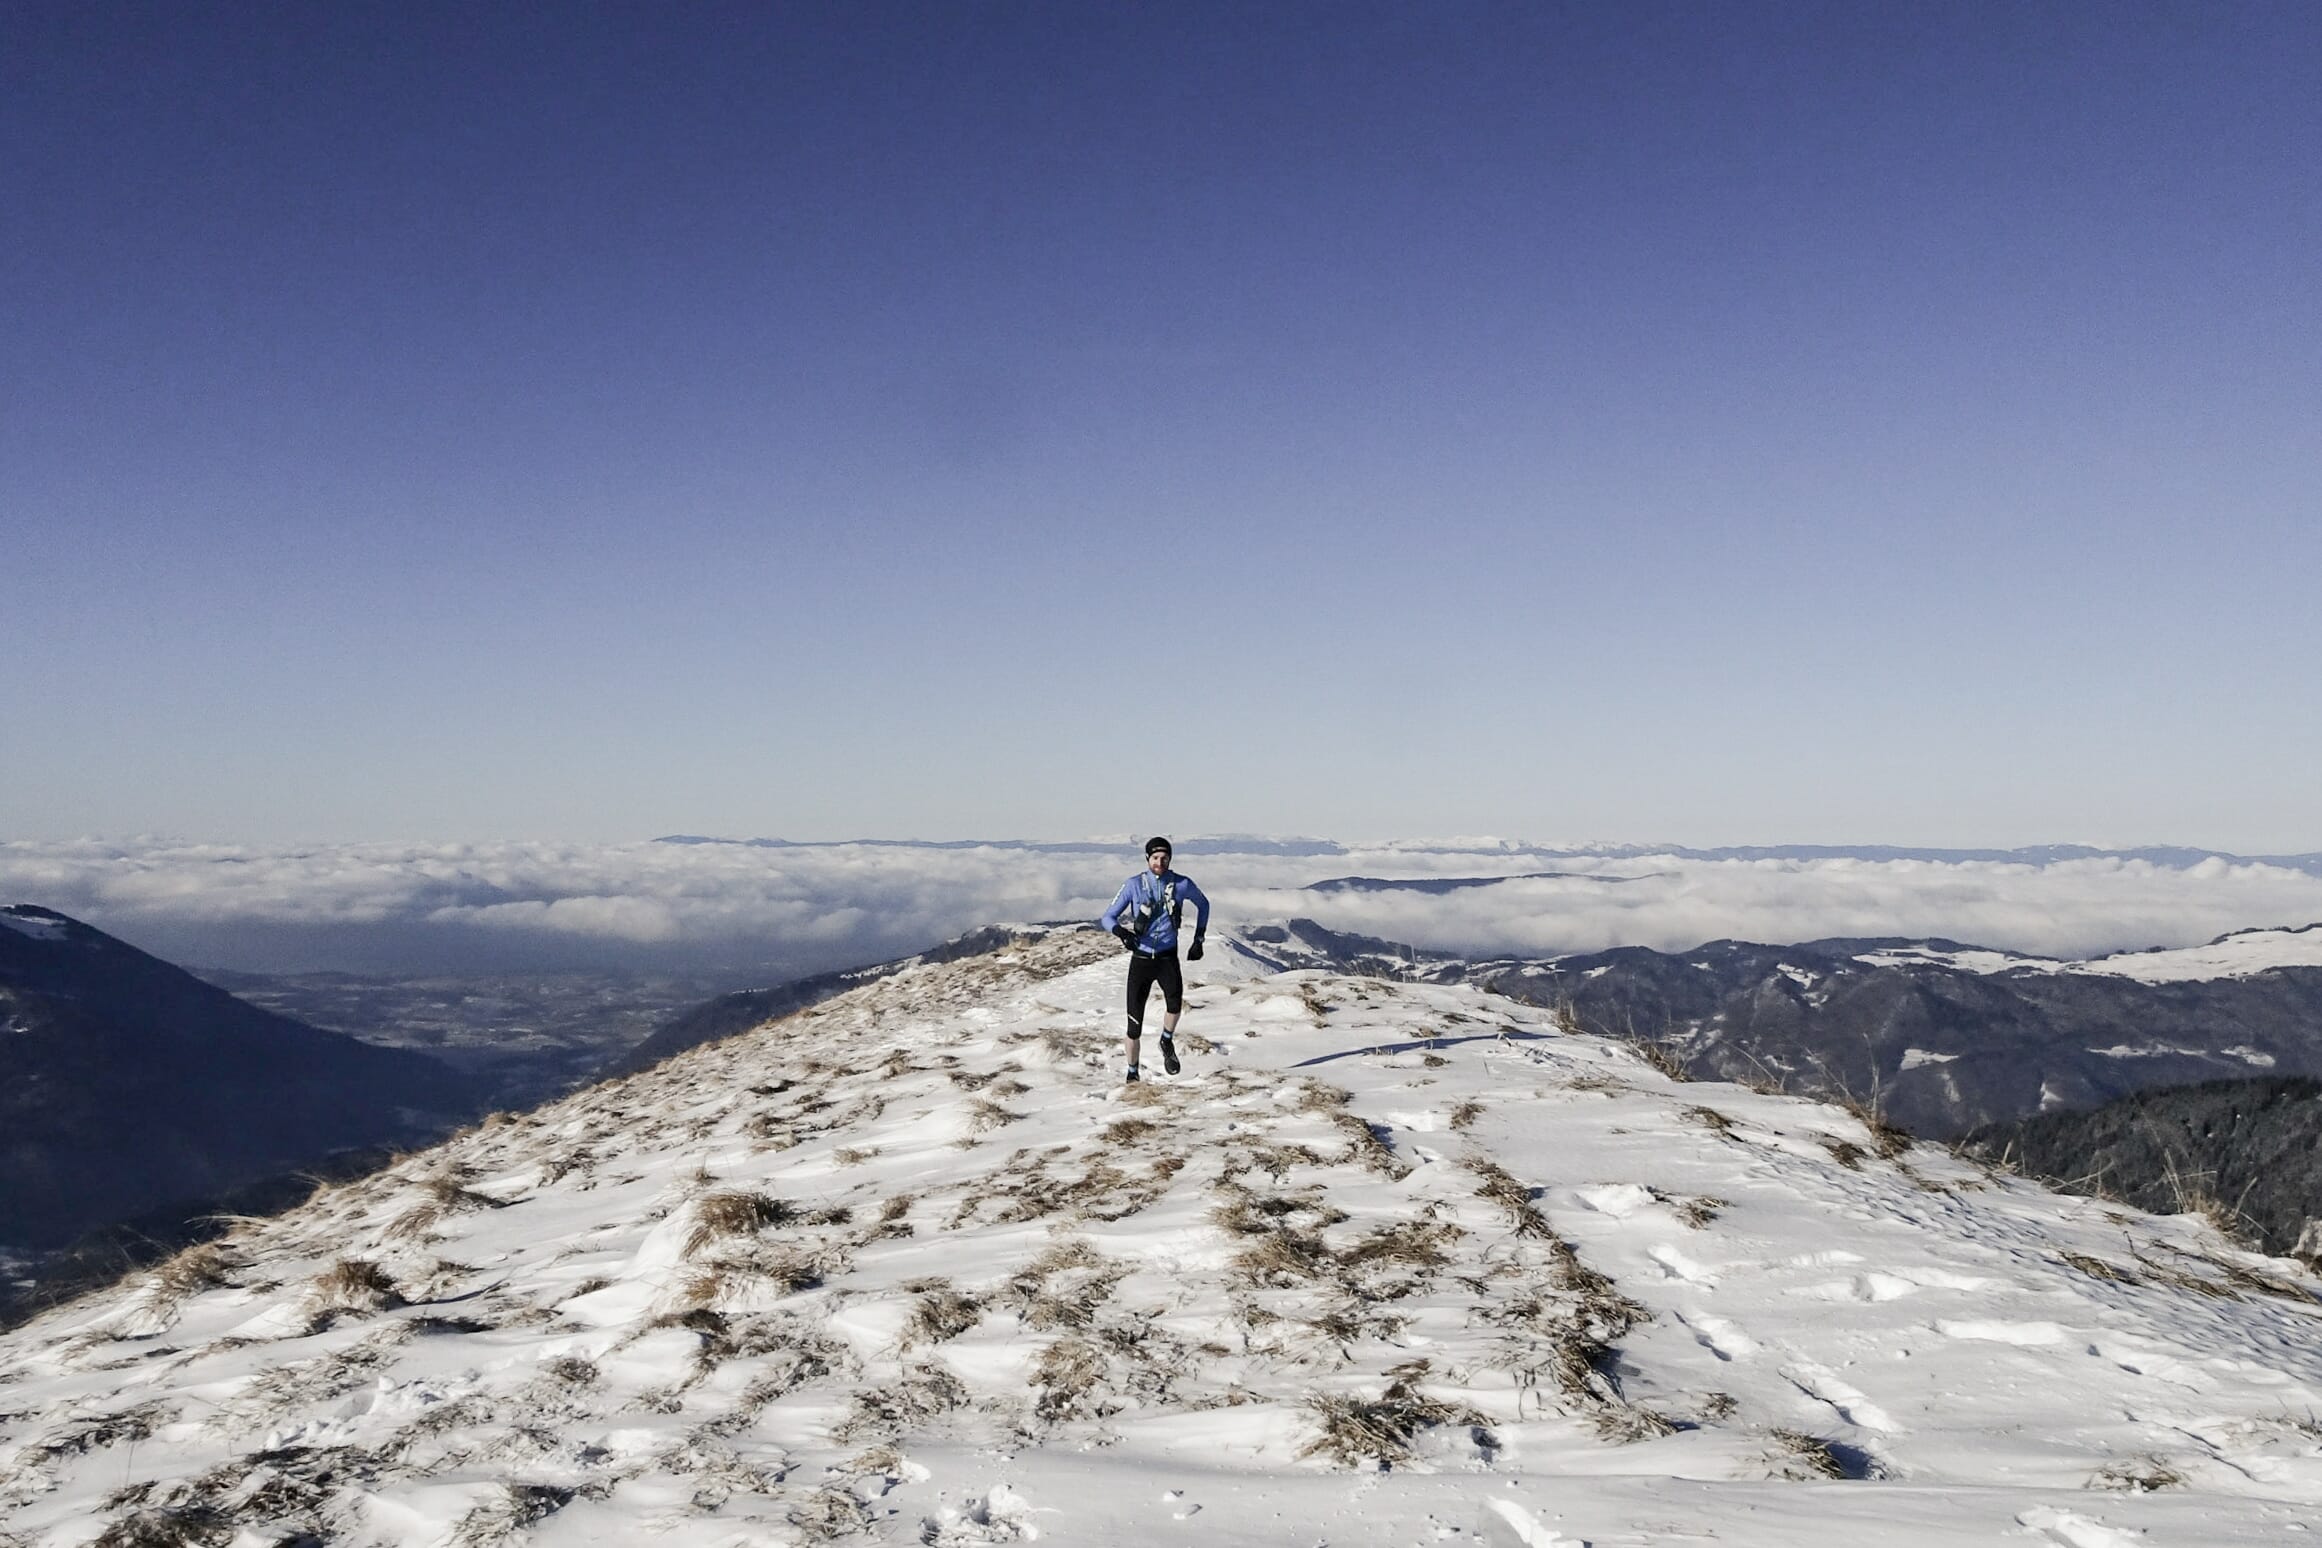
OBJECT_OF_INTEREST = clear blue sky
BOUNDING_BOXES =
[6,2,2317,848]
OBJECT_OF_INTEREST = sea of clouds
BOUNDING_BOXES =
[9,836,2322,982]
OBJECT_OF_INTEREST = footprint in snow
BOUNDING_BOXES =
[920,1482,1043,1543]
[1932,1318,2066,1347]
[1782,1362,1899,1433]
[1646,1243,1715,1285]
[1479,1498,1583,1547]
[2015,1506,2145,1548]
[1574,1183,1658,1217]
[1674,1312,1758,1361]
[1793,1271,1926,1303]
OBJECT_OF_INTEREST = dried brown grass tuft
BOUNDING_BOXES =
[2087,1454,2185,1492]
[902,1286,984,1348]
[1008,1238,1127,1332]
[1464,1156,1553,1239]
[2196,1253,2313,1302]
[2129,1256,2241,1302]
[1769,1429,1848,1479]
[1305,1297,1413,1350]
[1224,1141,1324,1181]
[1231,1228,1337,1287]
[1032,1335,1111,1421]
[834,1362,968,1440]
[93,1507,235,1548]
[1841,1096,1913,1160]
[1025,1237,1108,1276]
[539,1146,596,1184]
[1102,1117,1160,1145]
[1591,1404,1679,1442]
[2160,1154,2257,1246]
[1330,1111,1404,1176]
[1447,1099,1485,1131]
[1293,1080,1352,1113]
[543,1356,599,1386]
[1682,1105,1739,1137]
[836,1443,906,1478]
[1337,1219,1465,1273]
[787,1488,874,1542]
[311,1258,402,1312]
[2061,1251,2137,1285]
[685,1191,792,1256]
[152,1244,234,1299]
[1297,1361,1488,1468]
[1209,1188,1350,1239]
[1623,1037,1690,1082]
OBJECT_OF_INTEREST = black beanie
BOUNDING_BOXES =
[1144,836,1172,858]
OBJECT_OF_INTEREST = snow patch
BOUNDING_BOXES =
[0,909,67,941]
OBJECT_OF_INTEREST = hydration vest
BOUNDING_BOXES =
[1128,874,1182,936]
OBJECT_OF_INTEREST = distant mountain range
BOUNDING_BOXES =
[0,905,474,1252]
[657,834,2322,876]
[1303,871,1642,893]
[1232,919,2322,1141]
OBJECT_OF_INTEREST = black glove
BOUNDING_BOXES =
[1187,932,1205,961]
[1114,925,1140,951]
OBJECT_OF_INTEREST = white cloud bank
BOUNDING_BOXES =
[5,836,2322,979]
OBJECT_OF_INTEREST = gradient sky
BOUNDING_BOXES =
[6,2,2318,849]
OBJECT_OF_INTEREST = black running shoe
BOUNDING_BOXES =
[1125,1066,1140,1083]
[1160,1037,1180,1076]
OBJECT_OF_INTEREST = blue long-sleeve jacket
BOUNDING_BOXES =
[1098,869,1211,954]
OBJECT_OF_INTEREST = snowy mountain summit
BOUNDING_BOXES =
[5,930,2321,1547]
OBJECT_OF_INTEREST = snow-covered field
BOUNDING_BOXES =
[5,929,2321,1546]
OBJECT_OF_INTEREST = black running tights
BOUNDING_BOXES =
[1126,950,1183,1035]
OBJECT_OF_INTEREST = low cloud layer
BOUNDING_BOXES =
[6,836,2322,982]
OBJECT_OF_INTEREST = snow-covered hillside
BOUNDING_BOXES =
[1858,922,2322,983]
[5,929,2321,1547]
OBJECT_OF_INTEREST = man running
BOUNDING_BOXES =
[1097,836,1211,1082]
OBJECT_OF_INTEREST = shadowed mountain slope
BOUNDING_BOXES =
[1963,1076,2322,1257]
[0,905,473,1249]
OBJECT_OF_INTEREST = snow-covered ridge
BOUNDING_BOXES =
[1857,922,2322,983]
[0,907,69,943]
[3,930,2320,1546]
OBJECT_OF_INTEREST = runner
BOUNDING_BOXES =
[1097,836,1211,1082]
